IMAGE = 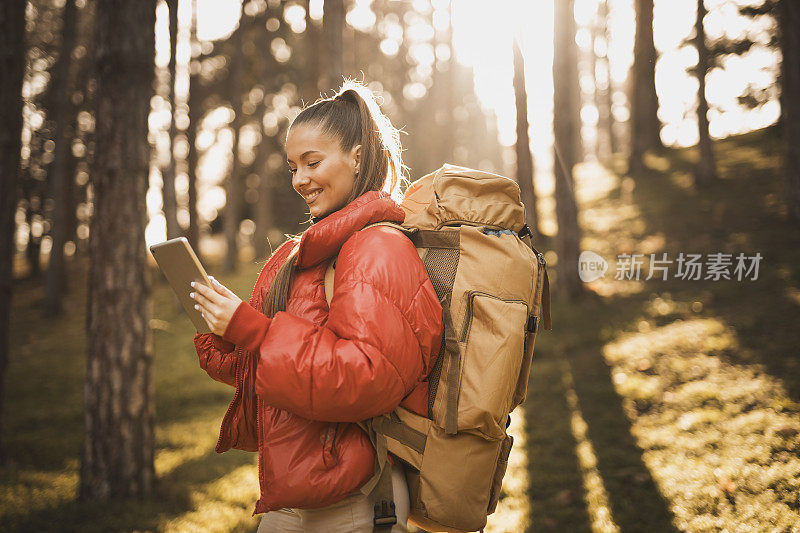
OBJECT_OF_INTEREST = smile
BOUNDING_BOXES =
[304,190,322,204]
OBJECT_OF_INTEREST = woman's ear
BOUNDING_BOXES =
[351,144,361,172]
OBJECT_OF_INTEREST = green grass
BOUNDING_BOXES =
[3,125,800,532]
[518,125,800,531]
[2,256,266,532]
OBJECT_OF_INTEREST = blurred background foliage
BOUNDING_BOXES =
[2,0,800,531]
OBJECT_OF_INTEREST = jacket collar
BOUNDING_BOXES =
[294,190,405,269]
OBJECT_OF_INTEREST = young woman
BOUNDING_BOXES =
[190,80,443,532]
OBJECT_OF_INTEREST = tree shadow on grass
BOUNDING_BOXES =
[525,346,593,532]
[3,447,258,533]
[525,287,678,532]
[628,131,800,404]
[567,343,679,532]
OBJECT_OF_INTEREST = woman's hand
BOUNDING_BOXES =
[190,276,243,337]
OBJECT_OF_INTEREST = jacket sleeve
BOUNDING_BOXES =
[222,227,443,422]
[194,332,238,387]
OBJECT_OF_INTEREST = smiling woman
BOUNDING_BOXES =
[265,80,407,315]
[191,79,442,533]
[285,128,360,220]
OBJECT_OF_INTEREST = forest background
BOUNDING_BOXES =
[1,0,799,531]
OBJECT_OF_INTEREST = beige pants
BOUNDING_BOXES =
[257,462,409,533]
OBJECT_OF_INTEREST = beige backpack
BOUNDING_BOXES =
[324,163,551,533]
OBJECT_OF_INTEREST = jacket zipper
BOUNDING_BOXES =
[257,396,265,493]
[215,346,242,453]
[214,260,272,454]
[250,243,301,502]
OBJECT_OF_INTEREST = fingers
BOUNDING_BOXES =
[193,280,223,306]
[208,276,235,298]
[199,310,213,330]
[195,299,222,335]
[191,286,220,325]
[192,292,213,316]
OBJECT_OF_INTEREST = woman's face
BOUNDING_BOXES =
[285,124,361,219]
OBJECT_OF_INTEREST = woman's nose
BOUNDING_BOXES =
[292,168,310,190]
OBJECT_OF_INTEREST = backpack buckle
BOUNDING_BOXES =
[374,500,397,526]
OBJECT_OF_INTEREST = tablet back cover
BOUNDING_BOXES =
[149,237,212,333]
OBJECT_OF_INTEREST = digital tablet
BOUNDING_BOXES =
[149,237,212,333]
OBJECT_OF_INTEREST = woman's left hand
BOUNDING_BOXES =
[190,276,243,337]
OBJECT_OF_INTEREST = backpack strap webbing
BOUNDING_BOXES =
[372,412,427,454]
[372,462,396,532]
[519,226,552,331]
[356,419,397,532]
[366,411,430,533]
[363,221,461,251]
[541,268,552,330]
[440,294,461,435]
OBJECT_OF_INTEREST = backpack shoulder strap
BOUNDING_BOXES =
[363,221,407,232]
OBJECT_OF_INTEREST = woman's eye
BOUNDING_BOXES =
[309,161,320,167]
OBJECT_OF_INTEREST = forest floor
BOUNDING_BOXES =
[2,125,800,532]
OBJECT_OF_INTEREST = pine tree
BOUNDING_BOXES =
[693,0,718,186]
[512,36,540,238]
[44,0,78,316]
[80,0,156,500]
[628,0,663,175]
[778,0,800,221]
[553,0,585,299]
[0,0,27,462]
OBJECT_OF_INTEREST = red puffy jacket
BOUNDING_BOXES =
[193,190,443,515]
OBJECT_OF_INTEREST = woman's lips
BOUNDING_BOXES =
[304,190,321,204]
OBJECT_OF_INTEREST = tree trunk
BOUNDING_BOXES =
[778,0,800,222]
[599,0,618,155]
[512,36,540,238]
[443,0,455,163]
[44,0,78,317]
[553,0,584,300]
[593,0,616,158]
[254,9,276,261]
[223,2,246,274]
[694,0,717,186]
[323,0,344,90]
[628,0,663,175]
[302,0,321,106]
[24,176,43,280]
[74,0,97,258]
[162,0,180,240]
[0,0,27,463]
[80,0,156,500]
[186,0,201,259]
[589,14,601,159]
[572,10,585,166]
